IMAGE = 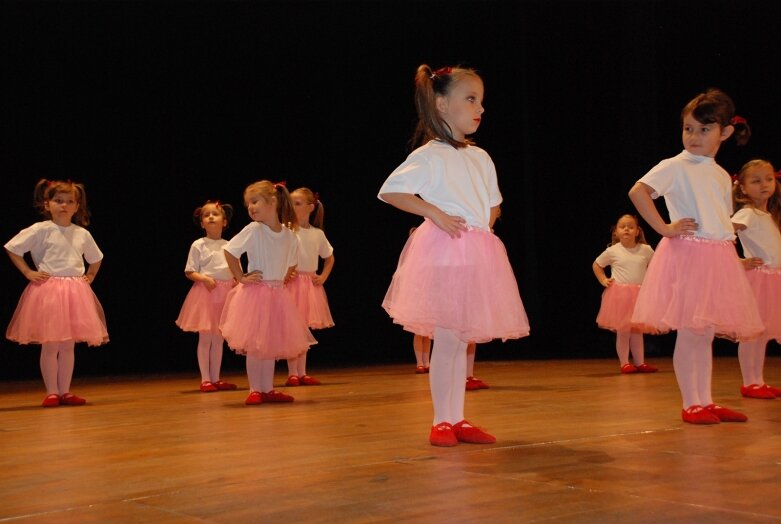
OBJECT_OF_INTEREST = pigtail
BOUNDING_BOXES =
[730,115,751,146]
[274,183,298,230]
[411,64,474,150]
[311,196,325,229]
[32,179,50,216]
[70,181,90,226]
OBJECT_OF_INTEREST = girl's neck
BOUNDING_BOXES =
[750,200,769,213]
[299,220,311,229]
[260,219,282,232]
[205,231,222,240]
[619,239,638,249]
[51,217,72,227]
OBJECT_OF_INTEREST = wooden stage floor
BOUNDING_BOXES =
[2,357,780,523]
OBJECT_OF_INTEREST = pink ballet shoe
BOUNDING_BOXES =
[299,375,321,386]
[635,363,658,373]
[681,405,720,425]
[245,391,263,405]
[704,404,748,422]
[465,376,489,390]
[262,390,294,402]
[740,384,776,399]
[59,393,86,406]
[213,380,237,391]
[41,394,60,407]
[200,381,218,392]
[285,376,300,387]
[453,420,496,444]
[620,363,638,374]
[429,422,458,447]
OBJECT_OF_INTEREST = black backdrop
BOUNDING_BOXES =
[2,1,780,380]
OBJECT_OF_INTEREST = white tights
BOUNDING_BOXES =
[738,337,769,386]
[40,341,76,395]
[287,352,308,377]
[429,327,467,425]
[197,331,224,383]
[616,331,645,366]
[246,356,275,393]
[673,327,714,408]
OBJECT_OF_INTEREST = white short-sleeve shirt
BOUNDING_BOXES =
[184,237,233,280]
[594,243,654,284]
[733,207,781,268]
[224,222,299,281]
[295,227,333,273]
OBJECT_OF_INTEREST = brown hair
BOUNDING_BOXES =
[33,178,91,226]
[412,64,482,149]
[733,159,781,228]
[192,200,234,229]
[609,214,648,246]
[681,88,751,146]
[290,187,324,230]
[243,181,297,229]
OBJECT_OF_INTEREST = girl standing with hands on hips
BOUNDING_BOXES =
[379,65,530,446]
[731,160,781,399]
[219,181,316,405]
[628,89,764,424]
[284,187,335,387]
[175,201,237,393]
[5,179,108,407]
[592,214,656,374]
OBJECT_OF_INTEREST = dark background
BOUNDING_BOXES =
[2,0,780,380]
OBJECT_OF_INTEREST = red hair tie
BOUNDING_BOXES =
[730,115,747,126]
[273,181,287,189]
[430,66,452,79]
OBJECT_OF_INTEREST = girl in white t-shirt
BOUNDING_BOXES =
[593,214,656,374]
[628,89,763,425]
[284,187,335,387]
[379,64,529,446]
[731,159,781,399]
[175,201,238,393]
[219,181,316,405]
[5,179,108,407]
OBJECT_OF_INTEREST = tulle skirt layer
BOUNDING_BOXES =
[745,267,781,342]
[631,236,764,341]
[596,283,641,332]
[175,280,234,333]
[219,281,317,358]
[287,273,334,329]
[6,276,108,346]
[382,219,530,343]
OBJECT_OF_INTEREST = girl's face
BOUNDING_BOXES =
[245,191,278,225]
[44,191,79,226]
[681,113,733,158]
[200,203,227,239]
[740,164,777,210]
[436,75,485,141]
[291,193,314,226]
[615,216,640,247]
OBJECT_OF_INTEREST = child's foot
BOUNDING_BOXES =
[200,381,218,392]
[704,403,748,422]
[635,363,658,373]
[740,384,776,399]
[245,391,263,405]
[262,390,295,402]
[765,384,781,396]
[213,380,237,390]
[59,393,86,406]
[453,420,496,444]
[299,375,321,386]
[465,376,489,390]
[41,394,60,407]
[415,365,426,374]
[681,405,720,424]
[620,363,638,374]
[429,422,458,447]
[285,375,300,387]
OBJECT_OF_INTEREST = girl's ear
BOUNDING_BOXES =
[435,94,448,115]
[720,124,735,142]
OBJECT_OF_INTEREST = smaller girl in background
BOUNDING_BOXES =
[284,187,334,387]
[5,179,108,407]
[413,334,431,373]
[592,214,657,374]
[175,201,237,393]
[732,160,781,399]
[220,181,317,405]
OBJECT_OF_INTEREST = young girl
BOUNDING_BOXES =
[5,179,108,407]
[731,160,781,399]
[413,334,431,373]
[628,89,764,424]
[379,64,530,446]
[592,214,657,374]
[219,181,317,405]
[284,187,334,387]
[175,201,237,393]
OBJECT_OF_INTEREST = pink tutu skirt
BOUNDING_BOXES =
[6,276,108,346]
[175,279,234,333]
[745,267,781,342]
[382,219,529,343]
[596,283,641,332]
[219,281,317,358]
[631,236,764,341]
[287,272,334,329]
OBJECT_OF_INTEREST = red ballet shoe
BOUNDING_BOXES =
[635,363,658,373]
[453,420,496,444]
[262,390,294,402]
[429,422,458,447]
[620,363,638,374]
[465,376,489,390]
[681,405,720,425]
[285,376,300,387]
[41,394,60,407]
[213,380,237,391]
[704,404,748,422]
[763,384,781,396]
[740,384,776,399]
[245,391,263,405]
[200,381,218,392]
[415,366,426,374]
[59,393,86,406]
[299,375,321,386]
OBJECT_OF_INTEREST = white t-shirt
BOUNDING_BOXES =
[224,222,298,281]
[184,237,233,280]
[638,150,734,241]
[4,220,103,277]
[295,227,333,273]
[733,207,781,268]
[594,243,654,284]
[378,140,502,231]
